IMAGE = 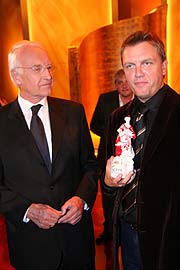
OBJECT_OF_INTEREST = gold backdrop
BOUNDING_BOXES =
[69,5,167,126]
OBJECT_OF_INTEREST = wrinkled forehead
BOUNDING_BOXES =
[17,45,50,66]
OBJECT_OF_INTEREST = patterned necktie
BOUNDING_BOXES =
[133,104,149,170]
[121,104,148,219]
[30,104,51,173]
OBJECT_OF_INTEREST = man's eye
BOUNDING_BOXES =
[47,65,53,71]
[143,61,153,67]
[32,65,42,72]
[124,64,135,70]
[117,81,123,85]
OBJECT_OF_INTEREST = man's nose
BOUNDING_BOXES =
[44,67,53,78]
[134,65,144,76]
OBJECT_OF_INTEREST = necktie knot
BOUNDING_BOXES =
[31,104,42,116]
[138,103,148,115]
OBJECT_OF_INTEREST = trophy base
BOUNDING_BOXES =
[111,156,134,178]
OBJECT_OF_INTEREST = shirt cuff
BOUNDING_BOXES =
[84,202,89,210]
[23,208,30,223]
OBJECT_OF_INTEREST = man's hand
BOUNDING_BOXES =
[58,196,84,225]
[27,203,62,229]
[104,156,135,187]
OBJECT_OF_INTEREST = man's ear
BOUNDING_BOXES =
[162,59,168,76]
[10,69,22,87]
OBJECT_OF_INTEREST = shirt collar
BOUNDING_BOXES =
[119,93,134,107]
[133,84,166,113]
[18,95,48,115]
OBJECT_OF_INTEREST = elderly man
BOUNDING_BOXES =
[0,40,98,270]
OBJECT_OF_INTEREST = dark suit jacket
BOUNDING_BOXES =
[0,97,98,269]
[90,90,119,170]
[106,84,180,270]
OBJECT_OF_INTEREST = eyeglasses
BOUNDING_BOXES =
[15,64,55,74]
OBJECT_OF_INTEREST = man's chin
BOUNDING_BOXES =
[40,85,52,93]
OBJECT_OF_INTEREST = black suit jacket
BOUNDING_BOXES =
[0,97,98,269]
[106,85,180,270]
[90,90,119,170]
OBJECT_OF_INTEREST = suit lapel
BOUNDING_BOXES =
[48,98,66,163]
[114,91,120,108]
[10,98,66,167]
[9,99,51,167]
[142,87,178,169]
[8,99,27,127]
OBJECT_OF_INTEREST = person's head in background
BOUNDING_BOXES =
[120,30,167,103]
[114,68,134,104]
[8,40,54,104]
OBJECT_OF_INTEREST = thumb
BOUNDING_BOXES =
[60,202,69,215]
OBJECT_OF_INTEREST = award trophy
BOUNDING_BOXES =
[111,116,136,178]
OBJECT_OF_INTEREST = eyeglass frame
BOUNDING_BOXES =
[14,64,55,74]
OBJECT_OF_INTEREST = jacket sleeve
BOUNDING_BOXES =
[90,94,106,137]
[75,104,99,209]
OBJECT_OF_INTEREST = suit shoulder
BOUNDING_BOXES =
[48,96,82,106]
[111,100,133,118]
[164,84,180,107]
[48,97,84,112]
[0,100,14,114]
[99,90,118,99]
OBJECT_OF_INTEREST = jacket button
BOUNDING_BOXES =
[50,185,54,190]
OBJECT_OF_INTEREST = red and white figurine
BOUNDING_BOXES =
[111,116,136,178]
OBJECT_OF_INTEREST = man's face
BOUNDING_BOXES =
[122,41,167,102]
[15,46,53,103]
[115,74,133,98]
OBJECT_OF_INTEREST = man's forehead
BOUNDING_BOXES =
[19,45,46,56]
[116,76,126,82]
[122,42,158,60]
[18,46,50,64]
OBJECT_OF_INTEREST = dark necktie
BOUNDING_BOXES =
[30,104,51,173]
[121,105,148,219]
